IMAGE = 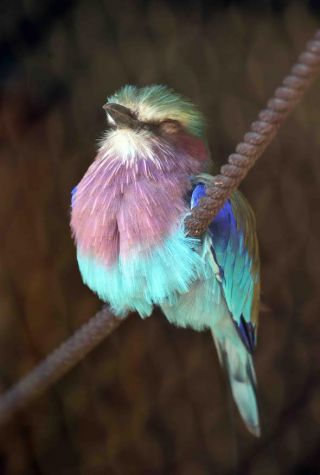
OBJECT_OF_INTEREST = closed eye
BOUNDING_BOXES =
[140,119,182,134]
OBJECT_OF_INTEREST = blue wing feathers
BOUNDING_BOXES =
[190,183,206,208]
[191,181,257,353]
[71,186,78,207]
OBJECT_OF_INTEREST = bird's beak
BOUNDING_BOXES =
[103,103,139,129]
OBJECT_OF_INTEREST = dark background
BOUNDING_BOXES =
[1,0,320,473]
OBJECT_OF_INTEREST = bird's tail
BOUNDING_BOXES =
[212,332,260,437]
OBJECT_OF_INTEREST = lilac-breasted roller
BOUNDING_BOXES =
[70,85,260,436]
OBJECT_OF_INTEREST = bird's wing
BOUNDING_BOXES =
[190,175,260,353]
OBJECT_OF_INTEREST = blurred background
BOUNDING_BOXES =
[1,0,320,473]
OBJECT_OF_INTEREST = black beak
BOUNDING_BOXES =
[103,103,139,129]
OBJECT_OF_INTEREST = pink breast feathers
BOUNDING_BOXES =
[71,143,205,267]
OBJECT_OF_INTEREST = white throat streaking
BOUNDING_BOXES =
[99,128,165,165]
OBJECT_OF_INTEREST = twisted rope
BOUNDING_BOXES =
[0,29,319,424]
[186,29,320,236]
[0,307,122,424]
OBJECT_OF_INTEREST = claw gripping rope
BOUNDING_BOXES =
[0,29,319,424]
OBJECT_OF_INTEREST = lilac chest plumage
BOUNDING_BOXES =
[71,139,203,266]
[70,83,261,437]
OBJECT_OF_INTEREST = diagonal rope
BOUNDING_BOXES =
[0,29,319,425]
[0,306,122,424]
[185,30,320,236]
[186,30,320,237]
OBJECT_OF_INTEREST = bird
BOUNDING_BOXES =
[70,85,261,437]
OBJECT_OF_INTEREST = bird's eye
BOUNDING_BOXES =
[159,119,181,135]
[128,109,138,119]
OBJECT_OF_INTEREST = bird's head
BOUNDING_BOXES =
[100,85,209,165]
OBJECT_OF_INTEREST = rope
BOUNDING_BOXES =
[0,306,123,424]
[185,30,320,237]
[0,29,319,424]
